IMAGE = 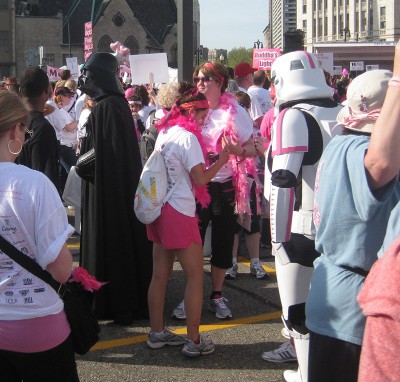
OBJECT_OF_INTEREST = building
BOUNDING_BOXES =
[207,48,227,63]
[298,0,399,71]
[268,0,297,51]
[3,0,201,79]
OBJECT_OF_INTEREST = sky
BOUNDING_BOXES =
[198,0,269,51]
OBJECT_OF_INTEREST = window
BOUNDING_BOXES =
[124,36,139,55]
[98,35,113,52]
[112,12,125,27]
[0,31,9,50]
[44,54,55,67]
[0,0,8,10]
[380,7,386,29]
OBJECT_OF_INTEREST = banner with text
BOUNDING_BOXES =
[84,21,93,62]
[47,65,63,81]
[253,48,281,71]
[315,52,334,74]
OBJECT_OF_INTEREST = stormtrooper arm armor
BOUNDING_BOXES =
[269,108,309,244]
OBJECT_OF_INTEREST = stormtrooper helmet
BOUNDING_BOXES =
[271,51,333,108]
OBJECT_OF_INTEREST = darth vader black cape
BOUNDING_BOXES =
[79,93,152,323]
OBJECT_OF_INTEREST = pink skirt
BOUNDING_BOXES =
[146,203,202,250]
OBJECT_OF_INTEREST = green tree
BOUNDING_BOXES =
[226,47,253,68]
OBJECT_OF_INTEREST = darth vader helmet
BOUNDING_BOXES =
[78,52,124,99]
[271,51,333,108]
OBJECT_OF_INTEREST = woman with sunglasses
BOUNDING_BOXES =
[0,90,79,380]
[172,62,258,321]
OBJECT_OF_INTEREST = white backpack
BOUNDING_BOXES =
[134,134,183,224]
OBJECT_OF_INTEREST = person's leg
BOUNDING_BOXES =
[0,336,79,382]
[176,242,204,342]
[147,242,175,332]
[308,331,361,382]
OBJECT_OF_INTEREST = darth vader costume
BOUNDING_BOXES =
[78,52,152,324]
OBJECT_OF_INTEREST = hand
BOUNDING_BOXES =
[221,135,242,156]
[254,137,267,156]
[219,148,230,164]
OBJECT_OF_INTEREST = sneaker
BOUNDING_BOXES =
[283,369,300,382]
[281,327,290,339]
[261,341,297,363]
[146,328,186,349]
[181,335,215,357]
[250,261,269,279]
[208,297,232,319]
[171,300,186,320]
[225,264,238,279]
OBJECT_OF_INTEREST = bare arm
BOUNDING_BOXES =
[190,149,230,187]
[46,243,73,283]
[364,40,400,190]
[222,136,256,158]
[63,120,78,132]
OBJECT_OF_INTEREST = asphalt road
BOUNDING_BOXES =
[67,213,297,382]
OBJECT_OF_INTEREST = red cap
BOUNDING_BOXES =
[234,62,257,78]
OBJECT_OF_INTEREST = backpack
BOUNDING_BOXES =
[139,111,159,163]
[134,131,183,224]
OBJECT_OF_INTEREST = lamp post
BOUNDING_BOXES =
[254,39,263,49]
[219,53,224,64]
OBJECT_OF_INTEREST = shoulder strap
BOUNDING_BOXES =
[0,235,66,295]
[160,128,186,205]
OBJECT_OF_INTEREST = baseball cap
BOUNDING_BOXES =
[234,62,257,79]
[336,69,392,133]
[55,86,75,97]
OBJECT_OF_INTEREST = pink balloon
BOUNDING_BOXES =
[120,46,130,57]
[110,41,121,52]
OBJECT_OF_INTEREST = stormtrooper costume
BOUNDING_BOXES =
[265,51,342,382]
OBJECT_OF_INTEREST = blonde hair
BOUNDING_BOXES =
[65,78,77,92]
[0,90,28,138]
[157,82,179,109]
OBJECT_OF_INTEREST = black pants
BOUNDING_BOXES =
[0,336,79,382]
[308,330,361,382]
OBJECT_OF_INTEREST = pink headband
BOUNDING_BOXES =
[203,63,225,83]
[180,100,209,110]
[128,100,142,105]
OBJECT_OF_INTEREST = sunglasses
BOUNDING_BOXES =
[193,76,213,84]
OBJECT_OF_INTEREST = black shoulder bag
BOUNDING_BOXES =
[0,235,100,355]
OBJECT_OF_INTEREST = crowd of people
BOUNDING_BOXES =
[1,38,399,381]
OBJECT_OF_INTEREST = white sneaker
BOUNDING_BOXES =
[171,300,186,320]
[281,327,290,339]
[261,340,297,363]
[225,264,238,279]
[250,261,269,279]
[283,369,301,382]
[208,297,232,319]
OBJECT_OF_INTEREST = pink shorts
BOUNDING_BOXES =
[146,203,202,249]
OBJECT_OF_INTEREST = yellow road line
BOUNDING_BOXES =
[91,310,282,351]
[67,243,80,249]
[237,256,276,275]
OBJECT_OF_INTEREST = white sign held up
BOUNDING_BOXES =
[129,53,169,85]
[350,61,364,71]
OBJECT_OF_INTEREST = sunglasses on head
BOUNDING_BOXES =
[193,76,213,84]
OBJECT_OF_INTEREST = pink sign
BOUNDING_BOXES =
[84,51,92,61]
[85,22,92,37]
[47,65,62,81]
[84,36,93,51]
[253,48,281,71]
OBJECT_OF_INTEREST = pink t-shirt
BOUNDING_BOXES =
[259,107,276,150]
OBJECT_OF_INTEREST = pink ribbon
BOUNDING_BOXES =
[343,108,381,130]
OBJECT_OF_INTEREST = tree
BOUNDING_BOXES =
[226,47,253,69]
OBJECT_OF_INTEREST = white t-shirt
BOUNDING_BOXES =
[238,86,264,122]
[75,93,86,120]
[202,100,253,182]
[139,105,156,125]
[45,100,77,147]
[155,125,205,217]
[248,85,273,115]
[77,108,91,139]
[0,162,74,320]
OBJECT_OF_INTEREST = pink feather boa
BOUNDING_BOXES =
[217,93,262,217]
